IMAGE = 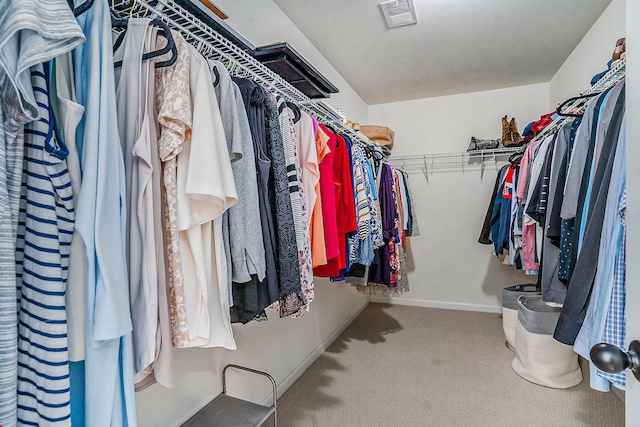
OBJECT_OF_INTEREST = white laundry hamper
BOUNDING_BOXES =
[511,295,582,389]
[502,284,540,351]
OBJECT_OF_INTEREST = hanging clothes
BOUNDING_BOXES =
[114,17,161,386]
[208,59,266,304]
[314,124,340,270]
[391,169,410,294]
[230,77,281,323]
[314,129,357,278]
[539,121,573,304]
[155,30,192,347]
[177,42,238,348]
[113,20,174,390]
[396,170,413,237]
[490,164,515,258]
[554,83,625,346]
[544,118,582,299]
[263,89,303,316]
[292,110,319,310]
[1,1,424,423]
[597,188,626,388]
[70,0,138,424]
[558,88,611,281]
[54,52,87,364]
[346,154,376,284]
[521,135,553,273]
[574,115,626,391]
[137,25,173,390]
[364,153,385,250]
[275,95,314,316]
[347,143,374,267]
[0,1,84,425]
[369,163,398,286]
[211,67,251,311]
[331,133,357,281]
[310,119,330,268]
[16,62,75,427]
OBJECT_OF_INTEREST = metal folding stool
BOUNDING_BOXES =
[181,364,277,427]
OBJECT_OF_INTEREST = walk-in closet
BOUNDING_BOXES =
[1,0,638,426]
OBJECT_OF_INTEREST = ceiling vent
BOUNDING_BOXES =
[379,0,418,28]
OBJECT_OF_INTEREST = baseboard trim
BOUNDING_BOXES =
[370,296,501,314]
[260,297,371,405]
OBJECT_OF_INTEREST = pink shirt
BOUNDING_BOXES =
[515,141,540,204]
[518,141,542,272]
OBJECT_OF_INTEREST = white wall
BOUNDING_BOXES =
[215,0,369,123]
[549,0,626,108]
[368,83,550,311]
[135,1,370,425]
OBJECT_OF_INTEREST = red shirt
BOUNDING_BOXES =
[314,131,357,277]
[315,125,339,266]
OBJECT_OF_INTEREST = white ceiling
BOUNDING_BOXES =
[273,0,613,105]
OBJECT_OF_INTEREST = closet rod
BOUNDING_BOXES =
[388,146,523,178]
[112,0,379,150]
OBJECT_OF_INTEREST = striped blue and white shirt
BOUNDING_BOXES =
[16,62,74,427]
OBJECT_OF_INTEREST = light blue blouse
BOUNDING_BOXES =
[71,0,137,425]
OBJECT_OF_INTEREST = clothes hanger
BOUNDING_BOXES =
[148,23,178,68]
[379,145,392,158]
[285,101,301,123]
[325,124,338,135]
[361,140,383,160]
[211,65,220,87]
[112,14,178,68]
[67,0,94,17]
[508,151,524,165]
[556,92,601,117]
[111,11,130,53]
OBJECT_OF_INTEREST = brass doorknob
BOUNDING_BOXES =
[590,340,640,382]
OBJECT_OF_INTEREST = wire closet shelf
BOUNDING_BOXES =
[111,0,377,149]
[388,57,626,178]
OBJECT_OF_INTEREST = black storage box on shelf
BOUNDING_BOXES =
[251,42,339,98]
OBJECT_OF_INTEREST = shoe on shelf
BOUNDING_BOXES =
[509,117,523,146]
[502,115,513,146]
[611,37,625,68]
[502,117,523,147]
[612,37,625,61]
[467,136,501,152]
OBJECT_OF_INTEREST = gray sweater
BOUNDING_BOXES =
[209,60,267,291]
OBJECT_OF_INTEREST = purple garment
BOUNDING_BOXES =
[368,164,397,285]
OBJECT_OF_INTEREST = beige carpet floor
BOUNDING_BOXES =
[270,303,625,427]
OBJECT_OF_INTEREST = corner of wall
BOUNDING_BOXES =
[549,0,626,109]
